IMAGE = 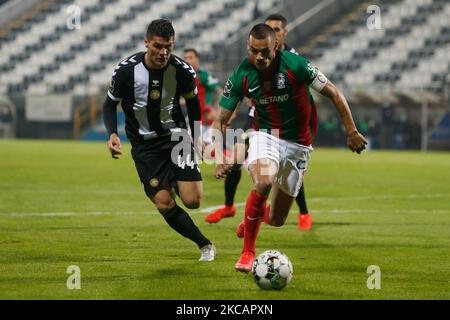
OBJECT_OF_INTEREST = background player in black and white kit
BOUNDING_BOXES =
[103,19,216,261]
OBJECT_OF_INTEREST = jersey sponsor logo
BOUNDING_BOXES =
[223,79,233,98]
[277,73,286,89]
[248,85,261,93]
[259,94,289,105]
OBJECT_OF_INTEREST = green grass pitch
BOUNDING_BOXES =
[0,139,449,299]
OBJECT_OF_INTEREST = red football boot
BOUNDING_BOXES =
[205,205,236,223]
[235,250,255,273]
[298,213,313,230]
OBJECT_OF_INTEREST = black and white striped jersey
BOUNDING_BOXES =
[107,52,197,143]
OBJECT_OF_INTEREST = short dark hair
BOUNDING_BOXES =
[183,48,199,57]
[249,23,276,40]
[146,19,175,40]
[265,14,287,27]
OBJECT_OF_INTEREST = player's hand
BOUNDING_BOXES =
[347,130,368,154]
[215,163,233,179]
[107,133,122,159]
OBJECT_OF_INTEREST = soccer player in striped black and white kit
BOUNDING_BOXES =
[103,19,216,262]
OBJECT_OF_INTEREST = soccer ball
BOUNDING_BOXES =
[252,250,293,290]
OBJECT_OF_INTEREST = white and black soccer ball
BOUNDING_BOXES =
[252,250,293,290]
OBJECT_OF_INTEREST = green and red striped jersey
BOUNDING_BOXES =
[220,50,318,146]
[196,68,218,125]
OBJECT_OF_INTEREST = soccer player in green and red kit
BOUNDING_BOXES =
[213,24,367,272]
[206,14,314,231]
[183,48,221,143]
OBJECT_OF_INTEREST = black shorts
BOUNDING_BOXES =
[131,138,202,198]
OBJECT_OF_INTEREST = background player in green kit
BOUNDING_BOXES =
[213,24,367,272]
[206,14,314,231]
[183,48,221,128]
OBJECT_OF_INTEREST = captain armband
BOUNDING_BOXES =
[310,70,328,92]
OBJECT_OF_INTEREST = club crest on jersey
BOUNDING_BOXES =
[277,73,286,89]
[150,89,161,100]
[150,178,159,188]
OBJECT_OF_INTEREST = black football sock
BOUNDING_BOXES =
[296,185,309,215]
[225,166,242,206]
[162,205,211,249]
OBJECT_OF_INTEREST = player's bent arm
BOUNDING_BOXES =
[319,81,368,153]
[319,81,357,134]
[212,106,234,134]
[183,94,201,136]
[103,96,119,136]
[211,86,223,109]
[102,96,122,158]
[212,106,235,178]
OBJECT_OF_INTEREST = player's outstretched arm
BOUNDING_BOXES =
[320,81,368,154]
[212,107,235,178]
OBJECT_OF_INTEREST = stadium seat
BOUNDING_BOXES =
[309,0,450,94]
[1,0,448,95]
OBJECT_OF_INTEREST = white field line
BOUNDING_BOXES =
[200,203,246,213]
[307,209,450,214]
[3,208,448,218]
[1,194,448,217]
[200,193,449,213]
[2,211,157,217]
[0,188,141,195]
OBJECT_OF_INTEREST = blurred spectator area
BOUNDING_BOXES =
[1,0,448,98]
[0,0,281,96]
[0,0,449,150]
